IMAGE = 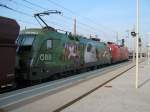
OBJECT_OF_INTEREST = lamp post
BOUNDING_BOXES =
[135,0,140,88]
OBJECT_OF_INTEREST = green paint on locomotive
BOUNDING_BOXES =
[16,28,84,80]
[79,37,111,65]
[16,28,111,81]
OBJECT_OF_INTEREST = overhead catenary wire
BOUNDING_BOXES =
[0,3,32,17]
[21,0,108,37]
[4,0,115,35]
[7,0,66,28]
[46,0,115,38]
[1,0,112,39]
[17,18,71,32]
[0,2,41,27]
[0,1,87,35]
[20,0,90,31]
[22,0,47,10]
[47,0,75,15]
[47,0,117,33]
[0,2,70,30]
[11,0,39,12]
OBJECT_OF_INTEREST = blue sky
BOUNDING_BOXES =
[0,0,150,50]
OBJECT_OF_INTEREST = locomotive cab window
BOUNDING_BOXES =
[16,34,35,46]
[16,34,36,53]
[47,40,52,49]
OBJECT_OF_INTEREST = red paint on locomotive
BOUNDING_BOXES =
[107,42,128,63]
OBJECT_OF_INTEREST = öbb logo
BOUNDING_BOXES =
[39,54,52,61]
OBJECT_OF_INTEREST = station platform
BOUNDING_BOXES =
[0,59,149,112]
[62,60,150,112]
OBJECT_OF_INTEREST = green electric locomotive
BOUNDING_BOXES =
[15,10,111,84]
[16,28,111,83]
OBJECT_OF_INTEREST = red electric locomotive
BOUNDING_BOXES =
[120,46,129,61]
[107,42,129,63]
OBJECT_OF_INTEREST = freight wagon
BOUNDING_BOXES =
[0,16,20,90]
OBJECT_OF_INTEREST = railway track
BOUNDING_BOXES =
[0,61,135,111]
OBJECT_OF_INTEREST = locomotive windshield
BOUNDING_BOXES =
[16,34,35,46]
[16,34,36,69]
[16,34,36,52]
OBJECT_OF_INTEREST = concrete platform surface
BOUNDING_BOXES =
[62,60,150,112]
[3,62,134,112]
